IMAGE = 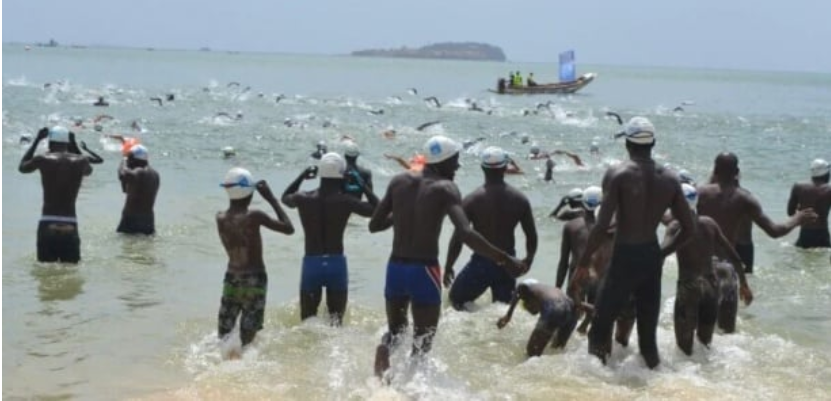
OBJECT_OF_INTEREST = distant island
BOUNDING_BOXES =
[351,42,506,62]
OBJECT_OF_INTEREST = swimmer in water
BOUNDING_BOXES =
[497,279,581,357]
[93,96,109,107]
[117,145,159,235]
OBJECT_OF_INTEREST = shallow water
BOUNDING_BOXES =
[2,44,831,400]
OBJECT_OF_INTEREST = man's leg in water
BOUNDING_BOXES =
[375,297,409,377]
[697,277,719,348]
[300,289,323,320]
[411,304,441,356]
[587,270,632,363]
[326,289,348,326]
[614,299,636,347]
[673,282,698,356]
[634,268,662,368]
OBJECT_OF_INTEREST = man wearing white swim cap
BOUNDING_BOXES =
[369,135,525,379]
[786,159,830,249]
[662,183,753,355]
[281,152,379,325]
[496,279,580,357]
[117,144,160,235]
[445,146,538,310]
[570,116,696,369]
[19,126,94,263]
[549,187,585,221]
[216,167,294,351]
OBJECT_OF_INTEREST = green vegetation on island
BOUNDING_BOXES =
[351,42,506,62]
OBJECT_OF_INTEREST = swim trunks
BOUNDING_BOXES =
[218,271,268,338]
[713,259,739,333]
[300,254,348,293]
[734,242,755,273]
[588,241,662,364]
[674,275,719,338]
[384,256,442,305]
[795,228,831,249]
[449,252,516,307]
[37,216,80,263]
[116,213,155,235]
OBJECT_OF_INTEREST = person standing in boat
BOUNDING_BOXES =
[527,73,538,87]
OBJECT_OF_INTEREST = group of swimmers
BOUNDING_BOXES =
[21,118,830,377]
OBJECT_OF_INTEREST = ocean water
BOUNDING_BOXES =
[2,44,831,400]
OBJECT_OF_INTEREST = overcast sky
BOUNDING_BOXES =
[3,0,830,73]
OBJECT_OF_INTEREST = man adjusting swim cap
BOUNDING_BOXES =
[424,135,462,164]
[222,167,255,200]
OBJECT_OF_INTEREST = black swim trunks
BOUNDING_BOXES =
[117,213,155,235]
[449,252,516,308]
[674,275,719,346]
[218,271,268,340]
[734,242,754,273]
[795,228,831,249]
[37,217,81,263]
[588,241,662,366]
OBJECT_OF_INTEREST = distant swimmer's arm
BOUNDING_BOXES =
[554,150,584,167]
[106,134,126,143]
[555,225,572,289]
[255,180,294,235]
[384,154,410,170]
[520,198,538,269]
[281,167,316,208]
[19,127,49,173]
[786,184,799,217]
[368,177,395,233]
[709,219,752,305]
[497,287,522,329]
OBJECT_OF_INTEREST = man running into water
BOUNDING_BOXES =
[369,135,526,378]
[787,159,831,248]
[444,146,538,310]
[570,117,696,369]
[342,141,374,201]
[282,152,379,325]
[555,187,632,339]
[662,184,753,355]
[496,279,580,357]
[117,145,159,235]
[217,168,294,351]
[698,152,817,273]
[19,126,93,263]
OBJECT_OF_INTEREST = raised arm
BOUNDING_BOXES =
[255,180,294,234]
[384,153,411,170]
[79,141,104,164]
[19,128,49,173]
[282,166,316,208]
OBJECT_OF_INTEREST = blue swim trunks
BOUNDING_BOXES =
[300,254,348,293]
[384,257,442,305]
[449,252,516,307]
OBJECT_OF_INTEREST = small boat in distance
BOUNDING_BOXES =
[490,50,596,95]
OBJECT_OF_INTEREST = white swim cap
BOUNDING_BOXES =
[616,116,655,145]
[568,187,584,200]
[682,183,698,208]
[129,144,149,161]
[222,146,236,156]
[222,167,255,200]
[319,152,346,179]
[480,146,509,169]
[582,186,602,211]
[521,278,539,286]
[423,135,461,164]
[810,159,830,177]
[343,141,360,157]
[49,126,70,143]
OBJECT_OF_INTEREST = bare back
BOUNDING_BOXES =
[602,160,685,244]
[464,183,531,252]
[216,210,266,272]
[292,189,374,255]
[36,153,91,217]
[789,182,831,229]
[697,184,755,243]
[669,216,720,282]
[122,166,160,215]
[387,172,459,259]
